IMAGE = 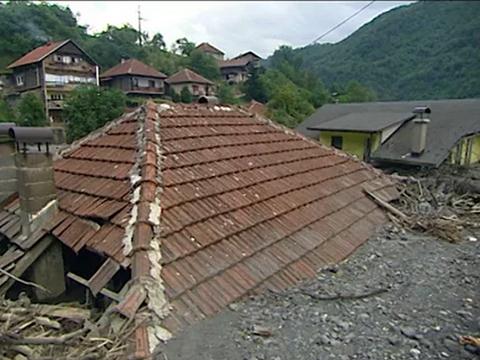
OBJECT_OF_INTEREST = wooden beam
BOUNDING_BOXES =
[0,235,53,296]
[67,272,121,302]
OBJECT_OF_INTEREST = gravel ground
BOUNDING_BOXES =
[157,227,480,360]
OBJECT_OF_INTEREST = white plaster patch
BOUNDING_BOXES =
[122,205,137,256]
[149,203,161,226]
[158,103,171,111]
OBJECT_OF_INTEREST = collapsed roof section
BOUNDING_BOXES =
[47,102,397,345]
[0,102,398,357]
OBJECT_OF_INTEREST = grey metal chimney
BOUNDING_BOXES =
[411,107,431,156]
[0,123,17,204]
[9,127,58,237]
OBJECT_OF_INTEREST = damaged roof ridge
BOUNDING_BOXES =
[55,107,142,160]
[127,101,172,357]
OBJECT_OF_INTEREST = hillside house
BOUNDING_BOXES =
[166,68,215,97]
[100,58,167,97]
[6,39,99,124]
[218,51,262,84]
[298,99,480,168]
[0,102,397,358]
[195,42,225,60]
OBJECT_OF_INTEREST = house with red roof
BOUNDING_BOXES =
[100,58,167,97]
[0,101,398,357]
[195,42,225,60]
[166,68,215,98]
[219,51,262,84]
[6,39,99,124]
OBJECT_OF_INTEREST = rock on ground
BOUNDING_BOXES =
[156,228,480,360]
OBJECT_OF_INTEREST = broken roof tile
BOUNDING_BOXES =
[6,102,400,357]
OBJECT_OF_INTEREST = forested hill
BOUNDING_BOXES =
[277,1,480,101]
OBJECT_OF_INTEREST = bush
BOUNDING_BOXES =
[180,86,193,103]
[217,82,238,105]
[0,98,16,123]
[63,86,126,142]
[17,93,47,127]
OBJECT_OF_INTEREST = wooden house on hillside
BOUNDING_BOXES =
[195,42,225,60]
[6,39,99,124]
[100,58,167,97]
[218,51,262,84]
[166,68,215,98]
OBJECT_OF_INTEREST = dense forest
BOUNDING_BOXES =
[271,1,480,101]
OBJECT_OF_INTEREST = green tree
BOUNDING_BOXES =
[63,86,126,142]
[180,86,193,103]
[17,93,47,127]
[0,98,16,123]
[174,37,195,56]
[217,82,238,104]
[148,32,166,49]
[186,49,220,80]
[339,81,376,103]
[243,66,268,103]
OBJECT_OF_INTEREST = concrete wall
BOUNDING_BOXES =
[28,237,66,301]
[319,131,381,161]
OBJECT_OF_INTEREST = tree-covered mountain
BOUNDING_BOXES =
[274,1,480,101]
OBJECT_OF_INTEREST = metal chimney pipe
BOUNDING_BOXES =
[411,118,430,156]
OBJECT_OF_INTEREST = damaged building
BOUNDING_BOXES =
[0,102,398,357]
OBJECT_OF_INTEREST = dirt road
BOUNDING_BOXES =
[157,227,480,360]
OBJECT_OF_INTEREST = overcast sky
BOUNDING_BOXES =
[56,1,414,58]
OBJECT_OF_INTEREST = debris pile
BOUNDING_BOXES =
[370,165,480,243]
[0,296,136,360]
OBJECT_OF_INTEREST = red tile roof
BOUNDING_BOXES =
[7,40,70,69]
[166,68,214,85]
[44,102,398,354]
[218,57,251,68]
[195,42,224,55]
[100,58,167,79]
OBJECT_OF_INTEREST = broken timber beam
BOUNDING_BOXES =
[363,189,409,221]
[67,272,121,302]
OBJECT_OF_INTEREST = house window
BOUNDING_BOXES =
[73,57,83,63]
[132,78,139,87]
[54,54,62,62]
[16,74,24,86]
[50,93,63,100]
[192,85,199,95]
[148,80,155,88]
[62,56,71,64]
[331,136,343,150]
